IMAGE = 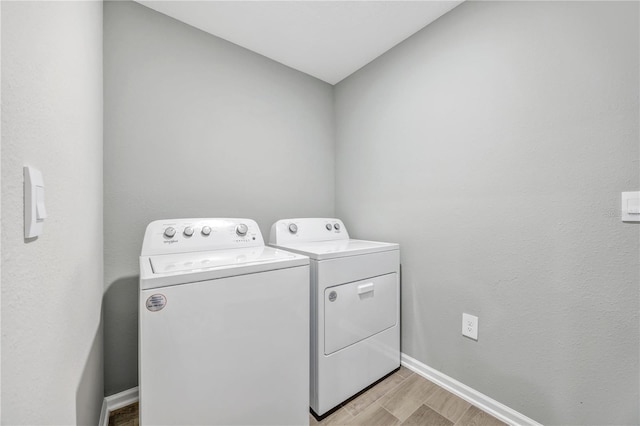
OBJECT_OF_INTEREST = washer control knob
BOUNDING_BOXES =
[164,227,176,238]
[325,223,332,231]
[183,226,194,237]
[333,223,341,231]
[289,223,298,234]
[236,223,248,236]
[201,226,211,236]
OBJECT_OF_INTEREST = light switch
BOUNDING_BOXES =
[24,166,46,238]
[621,191,640,222]
[35,186,47,220]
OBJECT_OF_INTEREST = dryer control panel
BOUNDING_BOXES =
[141,218,264,256]
[270,218,349,245]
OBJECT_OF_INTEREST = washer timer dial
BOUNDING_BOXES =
[236,223,248,236]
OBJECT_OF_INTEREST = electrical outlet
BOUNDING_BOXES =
[462,313,478,340]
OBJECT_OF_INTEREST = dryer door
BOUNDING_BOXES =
[324,273,397,355]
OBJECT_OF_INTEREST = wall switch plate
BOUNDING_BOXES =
[24,166,47,238]
[462,313,478,340]
[622,191,640,222]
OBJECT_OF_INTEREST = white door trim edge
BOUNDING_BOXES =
[98,387,139,426]
[401,353,542,426]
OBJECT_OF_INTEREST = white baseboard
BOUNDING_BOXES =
[98,387,139,426]
[98,400,108,426]
[401,353,541,426]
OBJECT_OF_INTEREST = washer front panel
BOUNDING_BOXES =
[140,266,310,425]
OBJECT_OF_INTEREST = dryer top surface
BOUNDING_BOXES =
[271,239,398,261]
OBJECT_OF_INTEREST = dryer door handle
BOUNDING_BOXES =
[357,282,375,295]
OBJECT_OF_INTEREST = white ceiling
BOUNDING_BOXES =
[136,1,463,85]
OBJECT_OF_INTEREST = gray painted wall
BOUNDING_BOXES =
[1,1,104,424]
[104,1,335,395]
[334,2,639,424]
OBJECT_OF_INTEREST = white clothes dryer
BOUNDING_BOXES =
[269,218,400,417]
[139,218,310,425]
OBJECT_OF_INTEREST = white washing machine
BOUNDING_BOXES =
[269,218,400,417]
[139,218,310,425]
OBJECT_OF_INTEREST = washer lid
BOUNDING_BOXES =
[141,246,309,290]
[271,239,398,260]
[149,246,297,274]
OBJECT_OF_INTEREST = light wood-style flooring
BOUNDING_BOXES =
[310,366,505,426]
[109,402,138,426]
[109,367,505,426]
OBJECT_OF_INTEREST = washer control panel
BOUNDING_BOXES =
[142,218,264,256]
[269,218,349,245]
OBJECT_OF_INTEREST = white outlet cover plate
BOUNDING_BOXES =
[462,313,478,341]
